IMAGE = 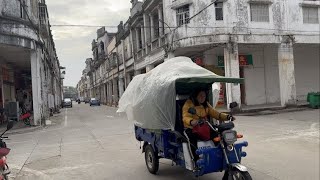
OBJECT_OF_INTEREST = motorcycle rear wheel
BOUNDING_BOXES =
[144,144,159,175]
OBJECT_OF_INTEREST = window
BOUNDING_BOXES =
[303,7,319,24]
[250,4,270,22]
[215,2,223,21]
[176,5,190,26]
[153,14,160,38]
[100,42,104,52]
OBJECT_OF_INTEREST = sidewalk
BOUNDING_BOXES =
[216,100,312,116]
[0,110,64,135]
[0,121,42,135]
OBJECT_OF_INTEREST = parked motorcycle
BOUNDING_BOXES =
[0,120,14,180]
[19,107,32,126]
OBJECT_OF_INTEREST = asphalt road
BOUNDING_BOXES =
[5,103,320,180]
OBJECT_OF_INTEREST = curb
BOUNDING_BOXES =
[235,106,312,116]
[5,125,43,135]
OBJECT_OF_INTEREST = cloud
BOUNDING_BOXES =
[46,0,131,86]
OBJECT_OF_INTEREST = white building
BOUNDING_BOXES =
[160,0,319,108]
[78,0,319,110]
[0,0,64,124]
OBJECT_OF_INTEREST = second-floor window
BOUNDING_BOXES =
[176,5,190,26]
[303,7,319,24]
[153,14,160,38]
[215,2,223,21]
[250,4,270,22]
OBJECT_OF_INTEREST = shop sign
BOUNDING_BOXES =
[217,83,225,107]
[217,55,253,67]
[1,67,10,81]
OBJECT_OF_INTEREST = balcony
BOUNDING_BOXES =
[39,3,49,38]
[109,53,118,68]
[137,50,143,60]
[98,51,106,61]
[151,38,159,51]
[160,37,166,47]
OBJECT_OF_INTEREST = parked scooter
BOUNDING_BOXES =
[19,107,32,126]
[0,120,14,180]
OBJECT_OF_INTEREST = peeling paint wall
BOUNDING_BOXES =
[203,44,281,106]
[163,0,319,45]
[1,0,63,124]
[294,44,320,101]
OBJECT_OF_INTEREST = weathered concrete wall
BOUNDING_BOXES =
[162,0,319,47]
[240,45,280,105]
[0,0,39,49]
[294,44,320,101]
[203,44,281,106]
[107,37,116,55]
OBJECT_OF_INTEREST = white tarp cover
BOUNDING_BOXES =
[117,56,227,130]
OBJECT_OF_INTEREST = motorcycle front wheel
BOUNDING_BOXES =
[223,170,252,180]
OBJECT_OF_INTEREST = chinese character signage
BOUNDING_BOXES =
[217,55,253,67]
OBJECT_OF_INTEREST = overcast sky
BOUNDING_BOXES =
[46,0,132,87]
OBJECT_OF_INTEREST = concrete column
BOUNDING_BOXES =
[278,41,296,106]
[158,6,164,36]
[106,82,110,105]
[224,43,241,109]
[135,28,140,50]
[143,13,150,44]
[112,78,118,105]
[109,82,113,105]
[0,70,4,108]
[150,14,154,40]
[130,29,135,54]
[31,49,42,125]
[146,64,155,73]
[126,74,131,87]
[140,27,145,48]
[119,78,125,98]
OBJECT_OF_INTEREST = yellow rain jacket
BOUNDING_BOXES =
[182,99,229,129]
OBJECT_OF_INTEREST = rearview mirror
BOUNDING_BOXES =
[188,107,196,115]
[229,102,238,109]
[7,120,14,131]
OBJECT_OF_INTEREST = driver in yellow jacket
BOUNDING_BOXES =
[182,89,235,160]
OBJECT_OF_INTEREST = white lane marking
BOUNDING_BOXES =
[106,115,114,118]
[64,108,68,127]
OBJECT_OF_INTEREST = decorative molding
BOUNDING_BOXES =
[300,1,320,7]
[248,0,273,4]
[171,0,193,9]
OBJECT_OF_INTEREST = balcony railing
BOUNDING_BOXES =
[98,51,106,61]
[151,38,159,51]
[137,50,143,59]
[160,37,166,47]
[39,3,49,38]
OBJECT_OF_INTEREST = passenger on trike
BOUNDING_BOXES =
[118,57,252,180]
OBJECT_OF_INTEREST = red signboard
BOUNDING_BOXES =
[2,67,9,81]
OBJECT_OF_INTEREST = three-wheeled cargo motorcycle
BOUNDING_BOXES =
[118,57,252,180]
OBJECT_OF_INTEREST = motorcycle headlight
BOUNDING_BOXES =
[222,130,237,145]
